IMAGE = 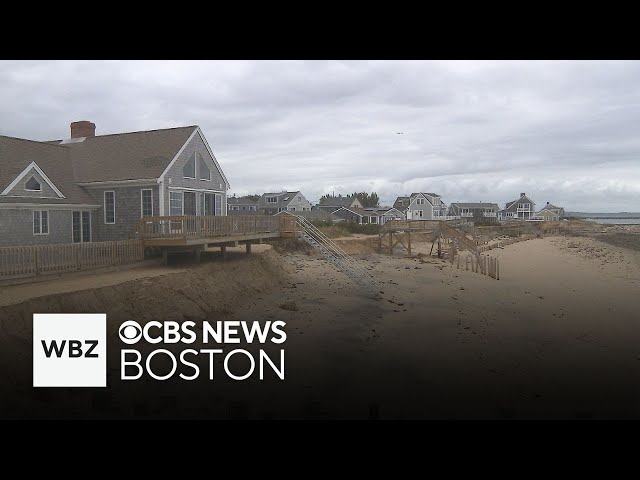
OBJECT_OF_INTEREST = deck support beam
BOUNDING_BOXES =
[221,245,227,260]
[246,242,252,254]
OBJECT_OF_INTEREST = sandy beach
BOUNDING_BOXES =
[1,233,639,419]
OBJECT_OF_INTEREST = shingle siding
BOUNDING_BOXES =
[0,209,73,246]
[86,185,159,241]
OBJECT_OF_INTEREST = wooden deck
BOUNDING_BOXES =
[137,215,297,246]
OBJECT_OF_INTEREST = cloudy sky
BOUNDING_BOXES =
[1,60,639,212]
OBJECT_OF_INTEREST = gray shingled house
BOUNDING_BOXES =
[257,191,312,215]
[314,195,363,212]
[227,195,258,215]
[497,192,536,221]
[535,202,565,221]
[393,192,447,220]
[447,202,499,223]
[0,121,230,247]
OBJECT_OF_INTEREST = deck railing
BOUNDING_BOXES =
[0,239,144,279]
[137,214,297,239]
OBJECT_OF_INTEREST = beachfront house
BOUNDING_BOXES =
[275,209,342,223]
[227,195,258,214]
[498,193,536,221]
[257,191,312,215]
[315,195,363,212]
[0,121,230,247]
[362,207,405,225]
[393,193,447,220]
[448,202,499,223]
[536,202,565,221]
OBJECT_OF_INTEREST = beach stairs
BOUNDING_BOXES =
[293,216,381,298]
[439,222,479,255]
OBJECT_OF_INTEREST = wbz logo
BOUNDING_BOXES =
[33,314,106,387]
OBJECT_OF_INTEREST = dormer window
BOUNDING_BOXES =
[25,176,41,191]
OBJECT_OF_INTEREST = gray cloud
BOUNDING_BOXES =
[1,60,639,212]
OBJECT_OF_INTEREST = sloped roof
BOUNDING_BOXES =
[319,196,357,207]
[540,203,562,211]
[260,191,302,208]
[0,135,96,205]
[393,196,410,210]
[50,126,198,182]
[450,202,499,209]
[411,192,440,198]
[228,196,258,205]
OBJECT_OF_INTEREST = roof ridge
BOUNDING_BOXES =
[0,134,69,148]
[77,125,199,140]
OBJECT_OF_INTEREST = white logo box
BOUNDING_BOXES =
[33,313,106,387]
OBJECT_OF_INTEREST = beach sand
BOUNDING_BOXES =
[1,235,639,419]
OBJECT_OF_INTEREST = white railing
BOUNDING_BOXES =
[483,212,497,217]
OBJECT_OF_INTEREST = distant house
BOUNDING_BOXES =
[331,206,404,225]
[498,192,536,221]
[448,202,499,223]
[393,193,447,220]
[227,196,258,215]
[257,191,312,215]
[362,207,405,225]
[0,121,230,247]
[315,195,363,212]
[536,202,565,221]
[275,209,342,223]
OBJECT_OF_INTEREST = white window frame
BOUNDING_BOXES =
[104,191,115,224]
[141,188,153,218]
[232,206,239,211]
[72,210,91,243]
[267,196,277,204]
[415,209,423,218]
[170,191,184,216]
[33,210,49,235]
[25,176,42,192]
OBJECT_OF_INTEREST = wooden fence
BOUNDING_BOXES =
[456,253,500,280]
[137,215,296,239]
[0,239,144,279]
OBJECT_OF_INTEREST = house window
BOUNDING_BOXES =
[170,191,183,215]
[72,211,91,243]
[141,189,153,217]
[267,196,277,204]
[232,206,239,211]
[183,152,196,178]
[289,207,296,211]
[215,194,222,216]
[184,191,197,215]
[33,210,49,235]
[104,191,115,224]
[199,153,211,181]
[26,176,41,191]
[416,198,425,205]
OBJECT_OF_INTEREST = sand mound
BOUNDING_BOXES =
[0,250,293,343]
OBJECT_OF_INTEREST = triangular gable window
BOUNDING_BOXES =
[25,176,41,191]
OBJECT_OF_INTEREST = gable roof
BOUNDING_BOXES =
[0,135,97,205]
[505,194,534,210]
[260,191,302,208]
[411,192,440,198]
[332,206,365,217]
[48,126,198,183]
[540,203,562,211]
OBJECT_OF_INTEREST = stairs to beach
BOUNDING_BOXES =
[294,216,380,298]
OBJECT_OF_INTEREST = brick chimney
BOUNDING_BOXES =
[70,121,96,138]
[520,192,526,197]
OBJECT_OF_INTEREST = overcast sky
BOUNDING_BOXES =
[1,60,639,212]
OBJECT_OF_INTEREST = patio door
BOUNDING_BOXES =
[184,192,196,215]
[203,193,215,216]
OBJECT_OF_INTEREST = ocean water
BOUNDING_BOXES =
[585,218,640,225]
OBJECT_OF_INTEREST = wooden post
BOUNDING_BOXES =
[221,245,227,260]
[162,248,168,266]
[389,232,393,255]
[437,235,442,258]
[466,256,469,271]
[407,230,411,256]
[457,254,460,269]
[496,258,499,280]
[246,242,252,254]
[193,246,202,263]
[34,248,40,275]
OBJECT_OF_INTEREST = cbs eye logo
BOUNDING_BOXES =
[119,320,142,344]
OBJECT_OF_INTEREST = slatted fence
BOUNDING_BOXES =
[0,239,144,279]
